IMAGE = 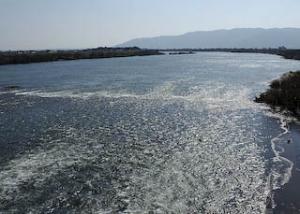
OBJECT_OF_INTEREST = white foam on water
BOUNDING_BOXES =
[264,112,294,191]
[16,90,140,99]
[0,91,8,95]
[120,110,269,213]
[0,80,289,213]
[16,81,256,113]
[0,127,81,194]
[239,63,263,68]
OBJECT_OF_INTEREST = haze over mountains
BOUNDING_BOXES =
[118,28,300,49]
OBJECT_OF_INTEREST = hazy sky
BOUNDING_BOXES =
[1,0,300,50]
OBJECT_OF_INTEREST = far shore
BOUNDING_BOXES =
[161,48,300,61]
[1,47,300,66]
[0,47,162,65]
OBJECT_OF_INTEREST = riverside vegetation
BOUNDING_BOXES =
[0,47,162,65]
[1,47,300,65]
[255,71,300,117]
[162,48,300,60]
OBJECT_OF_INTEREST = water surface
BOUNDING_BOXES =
[1,52,300,213]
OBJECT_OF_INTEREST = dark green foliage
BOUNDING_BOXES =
[0,47,162,65]
[255,71,300,116]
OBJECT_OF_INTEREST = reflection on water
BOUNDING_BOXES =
[1,53,300,213]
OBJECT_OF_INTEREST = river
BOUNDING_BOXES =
[1,52,300,213]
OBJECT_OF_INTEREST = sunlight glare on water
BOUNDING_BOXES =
[1,52,300,213]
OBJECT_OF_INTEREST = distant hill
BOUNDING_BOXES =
[118,28,300,49]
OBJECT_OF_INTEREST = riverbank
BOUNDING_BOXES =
[254,71,300,212]
[160,48,300,61]
[0,47,162,65]
[273,122,300,213]
[2,47,300,66]
[255,71,300,118]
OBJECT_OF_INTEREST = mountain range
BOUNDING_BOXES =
[117,28,300,49]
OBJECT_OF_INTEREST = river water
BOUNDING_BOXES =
[1,52,300,213]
